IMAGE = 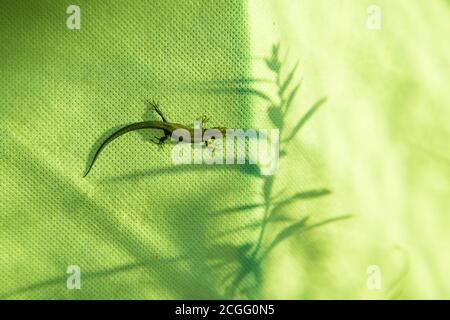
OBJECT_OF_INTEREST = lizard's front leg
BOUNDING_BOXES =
[146,99,168,122]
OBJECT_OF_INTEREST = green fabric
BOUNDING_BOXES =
[1,0,449,299]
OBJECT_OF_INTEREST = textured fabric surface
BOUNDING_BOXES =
[1,0,450,299]
[1,0,255,299]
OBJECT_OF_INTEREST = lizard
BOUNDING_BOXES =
[83,100,227,177]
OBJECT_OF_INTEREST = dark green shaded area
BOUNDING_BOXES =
[0,0,255,299]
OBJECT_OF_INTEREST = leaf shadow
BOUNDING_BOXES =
[214,215,293,239]
[261,214,353,261]
[271,188,332,218]
[284,97,328,143]
[101,163,262,184]
[0,257,183,299]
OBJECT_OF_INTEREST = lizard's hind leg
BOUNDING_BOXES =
[151,130,170,149]
[159,134,169,145]
[156,134,169,149]
[146,99,168,122]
